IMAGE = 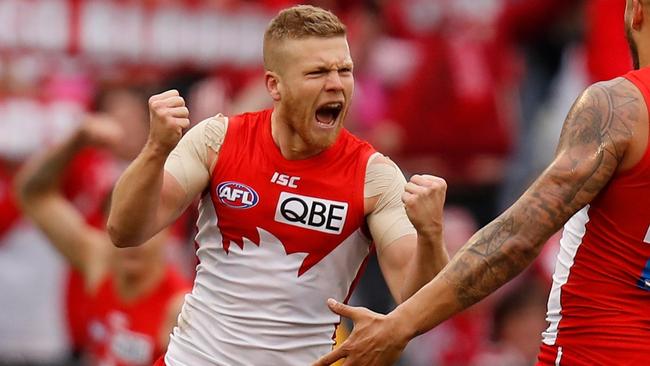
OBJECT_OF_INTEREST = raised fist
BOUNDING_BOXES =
[402,174,447,236]
[147,89,190,154]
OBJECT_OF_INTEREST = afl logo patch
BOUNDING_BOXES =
[217,181,259,209]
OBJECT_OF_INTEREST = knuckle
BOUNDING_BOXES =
[432,180,446,190]
[151,101,165,111]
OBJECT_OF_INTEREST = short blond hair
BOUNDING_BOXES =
[263,5,347,71]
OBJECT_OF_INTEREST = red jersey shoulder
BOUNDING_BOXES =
[337,128,375,155]
[227,109,271,130]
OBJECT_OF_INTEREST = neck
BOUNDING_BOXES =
[113,261,165,302]
[639,46,650,69]
[270,109,325,160]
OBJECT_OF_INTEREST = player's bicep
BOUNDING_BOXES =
[158,115,226,227]
[365,156,417,300]
[512,82,635,239]
[365,156,415,251]
[155,172,197,229]
[550,82,630,200]
[370,200,417,302]
[376,234,416,303]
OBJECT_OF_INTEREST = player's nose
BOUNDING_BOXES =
[324,71,344,92]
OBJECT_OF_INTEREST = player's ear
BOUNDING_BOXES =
[632,0,644,30]
[265,71,281,101]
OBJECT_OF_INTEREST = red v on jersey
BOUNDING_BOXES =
[208,109,375,276]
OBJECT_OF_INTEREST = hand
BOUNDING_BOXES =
[402,174,446,237]
[77,114,124,149]
[312,299,409,366]
[146,89,190,154]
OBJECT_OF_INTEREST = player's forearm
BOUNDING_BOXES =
[16,131,85,202]
[107,143,167,247]
[391,179,571,338]
[399,229,449,303]
[390,213,542,339]
[441,211,542,307]
[109,89,191,247]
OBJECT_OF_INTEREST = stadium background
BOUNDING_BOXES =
[0,0,632,365]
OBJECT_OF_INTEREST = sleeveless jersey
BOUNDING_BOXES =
[538,68,650,365]
[86,266,189,366]
[166,109,376,366]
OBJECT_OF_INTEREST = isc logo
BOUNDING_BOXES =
[274,192,348,234]
[217,181,259,209]
[271,172,300,188]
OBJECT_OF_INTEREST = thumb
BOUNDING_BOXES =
[327,298,358,320]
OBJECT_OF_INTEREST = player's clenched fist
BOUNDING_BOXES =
[147,89,190,154]
[402,175,446,236]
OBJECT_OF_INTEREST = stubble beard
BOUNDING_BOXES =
[282,96,343,151]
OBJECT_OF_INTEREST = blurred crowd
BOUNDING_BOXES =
[0,0,634,365]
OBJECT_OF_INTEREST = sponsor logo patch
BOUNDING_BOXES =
[274,192,348,234]
[217,181,259,209]
[271,172,300,188]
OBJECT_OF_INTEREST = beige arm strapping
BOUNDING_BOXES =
[365,154,416,252]
[163,114,228,199]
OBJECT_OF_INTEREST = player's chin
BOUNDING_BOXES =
[309,128,340,149]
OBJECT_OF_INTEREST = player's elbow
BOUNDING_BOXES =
[13,176,46,211]
[106,219,142,248]
[14,181,32,209]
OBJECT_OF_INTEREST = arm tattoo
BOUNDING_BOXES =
[442,78,640,308]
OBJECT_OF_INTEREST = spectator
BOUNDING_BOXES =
[15,116,190,366]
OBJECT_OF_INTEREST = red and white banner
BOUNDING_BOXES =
[0,0,274,67]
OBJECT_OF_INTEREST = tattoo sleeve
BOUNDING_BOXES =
[441,78,640,308]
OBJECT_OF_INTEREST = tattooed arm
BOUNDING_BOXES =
[438,77,639,310]
[312,78,643,366]
[441,85,632,307]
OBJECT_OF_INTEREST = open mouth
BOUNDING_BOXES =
[315,102,343,128]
